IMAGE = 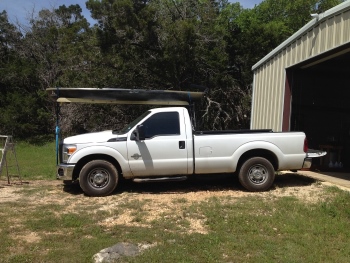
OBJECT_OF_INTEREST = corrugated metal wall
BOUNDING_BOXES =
[251,3,350,131]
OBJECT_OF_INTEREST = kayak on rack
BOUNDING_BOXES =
[46,87,205,105]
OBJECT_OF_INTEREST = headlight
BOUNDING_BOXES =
[62,145,77,163]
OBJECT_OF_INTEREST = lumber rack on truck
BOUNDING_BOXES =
[46,86,207,165]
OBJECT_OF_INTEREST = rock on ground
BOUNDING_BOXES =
[93,242,157,263]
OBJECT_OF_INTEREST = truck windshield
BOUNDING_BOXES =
[113,111,151,135]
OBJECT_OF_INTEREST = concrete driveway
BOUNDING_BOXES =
[290,170,350,191]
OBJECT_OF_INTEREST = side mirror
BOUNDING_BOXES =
[133,125,145,141]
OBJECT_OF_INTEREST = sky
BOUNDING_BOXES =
[0,0,263,26]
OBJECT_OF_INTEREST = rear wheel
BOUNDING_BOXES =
[79,160,118,196]
[238,157,275,191]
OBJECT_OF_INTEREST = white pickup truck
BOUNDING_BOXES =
[57,106,311,196]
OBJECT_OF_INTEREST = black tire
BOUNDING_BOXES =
[79,160,118,196]
[238,157,275,192]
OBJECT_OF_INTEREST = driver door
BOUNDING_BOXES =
[127,110,189,177]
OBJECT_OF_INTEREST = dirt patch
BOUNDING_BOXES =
[13,231,41,243]
[0,173,338,235]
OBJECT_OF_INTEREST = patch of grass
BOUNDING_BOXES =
[0,200,116,263]
[173,197,187,204]
[114,188,350,263]
[15,141,56,180]
[195,189,350,263]
[119,199,149,210]
[13,185,55,197]
[2,186,350,262]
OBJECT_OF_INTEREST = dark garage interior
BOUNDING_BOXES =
[290,48,350,171]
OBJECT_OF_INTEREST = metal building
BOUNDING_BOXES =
[251,1,350,169]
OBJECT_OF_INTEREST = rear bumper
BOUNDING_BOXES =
[57,164,75,180]
[302,158,312,169]
[302,150,327,169]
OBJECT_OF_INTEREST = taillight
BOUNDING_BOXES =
[304,138,308,153]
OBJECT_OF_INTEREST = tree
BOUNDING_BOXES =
[255,0,343,33]
[0,5,95,140]
[19,4,91,88]
[0,11,41,139]
[222,0,342,86]
[84,0,251,130]
[1,0,343,139]
[0,11,22,90]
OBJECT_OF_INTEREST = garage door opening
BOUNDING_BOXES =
[289,50,350,171]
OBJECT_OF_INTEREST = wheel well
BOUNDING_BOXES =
[72,154,122,180]
[237,149,278,171]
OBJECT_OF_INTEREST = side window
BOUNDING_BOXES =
[142,112,180,138]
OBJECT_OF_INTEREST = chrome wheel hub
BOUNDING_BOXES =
[248,165,268,185]
[88,168,109,188]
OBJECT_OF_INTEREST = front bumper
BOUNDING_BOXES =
[57,163,75,180]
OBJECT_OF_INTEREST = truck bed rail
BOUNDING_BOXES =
[194,129,273,135]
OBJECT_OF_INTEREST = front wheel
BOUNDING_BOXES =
[238,157,275,192]
[79,160,119,196]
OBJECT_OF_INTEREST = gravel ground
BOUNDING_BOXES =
[0,173,331,234]
[0,173,329,205]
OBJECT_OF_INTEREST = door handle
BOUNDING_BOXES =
[131,153,142,160]
[179,141,185,149]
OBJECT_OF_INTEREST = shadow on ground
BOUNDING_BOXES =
[274,173,316,188]
[61,172,317,196]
